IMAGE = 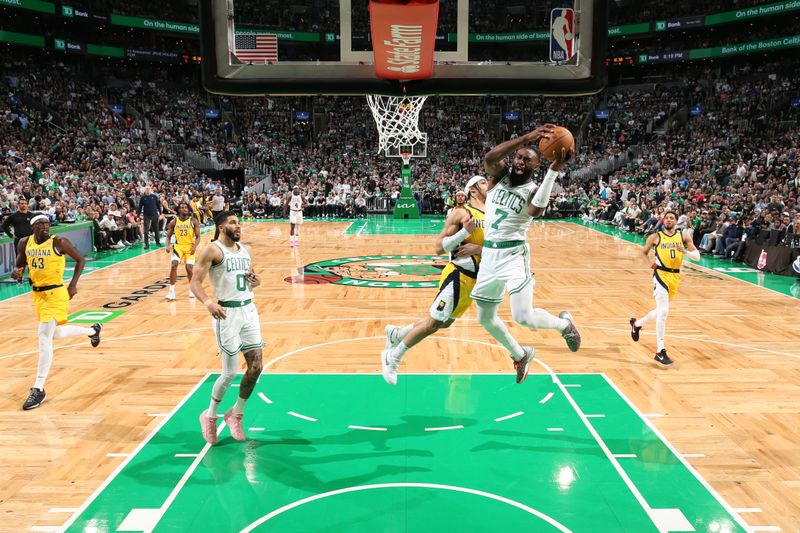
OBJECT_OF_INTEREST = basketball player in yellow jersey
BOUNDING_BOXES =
[11,215,102,410]
[381,176,488,385]
[630,210,700,366]
[165,202,201,301]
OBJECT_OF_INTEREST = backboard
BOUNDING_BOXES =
[200,0,607,96]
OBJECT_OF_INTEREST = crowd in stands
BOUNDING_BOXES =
[1,50,798,275]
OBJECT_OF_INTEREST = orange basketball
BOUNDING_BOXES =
[538,126,575,161]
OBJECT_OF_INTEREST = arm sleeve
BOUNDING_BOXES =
[441,228,470,252]
[532,169,560,208]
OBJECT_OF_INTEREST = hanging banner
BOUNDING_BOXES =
[369,0,439,80]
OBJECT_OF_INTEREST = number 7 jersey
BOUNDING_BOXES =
[209,241,254,302]
[484,173,538,243]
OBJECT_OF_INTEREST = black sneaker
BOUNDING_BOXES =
[559,311,581,352]
[514,347,534,384]
[654,349,674,366]
[630,318,641,342]
[23,387,46,410]
[90,323,102,348]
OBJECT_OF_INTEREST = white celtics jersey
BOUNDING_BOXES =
[209,241,254,302]
[484,173,538,242]
[289,194,303,211]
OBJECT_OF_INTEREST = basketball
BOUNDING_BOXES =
[538,126,575,161]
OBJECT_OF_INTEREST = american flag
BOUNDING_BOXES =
[234,33,278,63]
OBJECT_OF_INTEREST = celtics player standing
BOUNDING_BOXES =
[381,176,488,385]
[471,124,581,383]
[191,212,264,445]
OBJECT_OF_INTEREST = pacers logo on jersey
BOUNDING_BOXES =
[284,255,448,288]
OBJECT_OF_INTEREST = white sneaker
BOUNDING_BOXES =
[384,324,400,352]
[381,348,399,385]
[165,291,176,301]
[188,290,196,299]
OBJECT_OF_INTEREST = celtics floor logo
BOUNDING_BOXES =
[285,255,448,288]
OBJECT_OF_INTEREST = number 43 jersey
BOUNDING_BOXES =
[484,172,538,244]
[209,240,254,303]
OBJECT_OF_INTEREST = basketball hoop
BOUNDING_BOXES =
[366,94,428,160]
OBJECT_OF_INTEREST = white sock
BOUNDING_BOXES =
[391,341,410,362]
[169,284,175,292]
[35,320,57,389]
[395,324,414,344]
[208,397,221,418]
[53,324,94,339]
[232,396,247,415]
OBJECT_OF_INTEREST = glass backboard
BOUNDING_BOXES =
[200,0,607,96]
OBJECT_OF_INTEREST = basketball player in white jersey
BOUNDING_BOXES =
[287,186,305,247]
[471,124,581,384]
[191,211,264,445]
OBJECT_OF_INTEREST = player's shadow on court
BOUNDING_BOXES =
[471,429,656,460]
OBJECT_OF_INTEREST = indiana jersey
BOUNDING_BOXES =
[209,241,253,302]
[484,172,538,243]
[26,236,65,287]
[653,230,684,299]
[174,216,195,246]
[654,230,684,270]
[451,204,485,273]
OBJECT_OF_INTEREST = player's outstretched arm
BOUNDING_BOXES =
[435,208,471,255]
[528,147,569,218]
[54,236,86,299]
[190,245,227,320]
[484,124,555,183]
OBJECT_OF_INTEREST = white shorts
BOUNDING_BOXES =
[212,303,264,357]
[289,210,303,225]
[470,243,533,303]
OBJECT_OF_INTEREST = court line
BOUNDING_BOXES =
[577,222,798,302]
[546,428,564,432]
[347,425,387,432]
[239,482,573,533]
[59,373,211,531]
[424,425,464,432]
[602,374,752,533]
[257,392,273,404]
[539,392,554,404]
[2,316,798,362]
[494,411,524,422]
[288,411,317,422]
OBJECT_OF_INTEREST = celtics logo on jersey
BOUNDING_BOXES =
[284,255,448,288]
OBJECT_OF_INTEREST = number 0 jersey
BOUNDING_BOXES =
[484,171,538,243]
[209,241,254,303]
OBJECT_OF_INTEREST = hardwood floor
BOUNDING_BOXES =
[1,220,798,532]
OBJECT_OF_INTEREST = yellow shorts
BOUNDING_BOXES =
[32,286,69,325]
[429,263,477,322]
[654,271,680,300]
[172,244,196,265]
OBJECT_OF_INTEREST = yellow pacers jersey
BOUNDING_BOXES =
[26,236,65,288]
[654,230,684,299]
[450,205,485,272]
[174,217,195,246]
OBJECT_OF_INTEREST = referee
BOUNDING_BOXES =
[211,188,227,241]
[2,198,36,250]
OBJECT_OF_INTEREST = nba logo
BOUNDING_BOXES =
[550,8,575,63]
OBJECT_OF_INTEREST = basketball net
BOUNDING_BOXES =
[366,95,428,161]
